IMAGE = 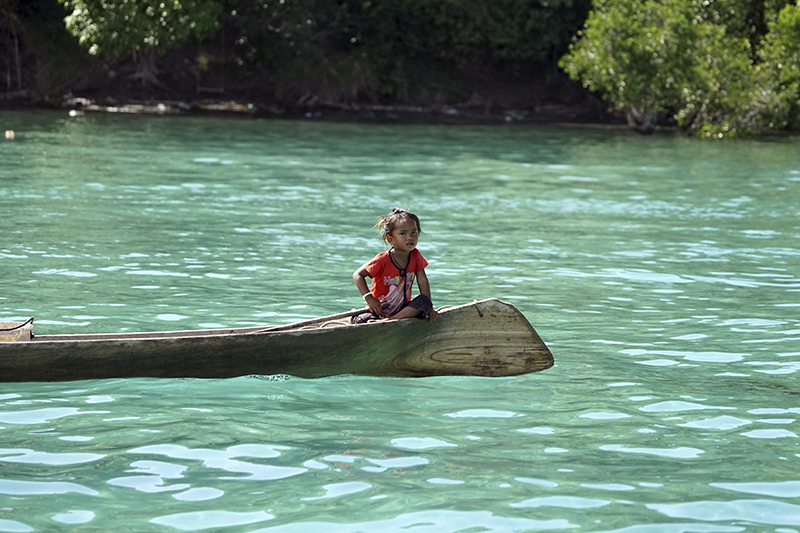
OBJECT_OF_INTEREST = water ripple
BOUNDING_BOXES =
[0,448,104,465]
[52,510,95,525]
[0,479,98,496]
[0,408,104,425]
[301,481,372,501]
[128,444,307,481]
[740,429,798,439]
[640,401,735,413]
[151,510,275,531]
[511,495,609,509]
[0,519,33,533]
[445,409,520,418]
[621,349,748,364]
[678,416,752,430]
[711,481,800,498]
[647,499,800,526]
[391,437,458,450]
[594,524,745,533]
[248,510,577,532]
[599,445,705,459]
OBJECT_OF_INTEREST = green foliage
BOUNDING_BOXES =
[221,0,591,103]
[678,25,761,137]
[220,0,373,101]
[418,0,591,72]
[560,0,800,136]
[60,0,222,56]
[759,3,800,129]
[559,0,699,131]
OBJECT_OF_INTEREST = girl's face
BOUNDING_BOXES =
[386,218,419,253]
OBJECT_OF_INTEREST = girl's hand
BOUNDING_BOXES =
[428,309,439,322]
[364,294,384,317]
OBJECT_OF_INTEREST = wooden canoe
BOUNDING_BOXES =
[0,299,553,382]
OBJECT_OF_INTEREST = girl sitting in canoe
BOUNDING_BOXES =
[352,208,438,324]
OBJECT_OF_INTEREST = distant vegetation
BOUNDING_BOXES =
[2,0,798,135]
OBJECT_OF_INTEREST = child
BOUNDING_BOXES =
[352,208,438,323]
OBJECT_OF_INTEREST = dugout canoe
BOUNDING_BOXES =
[0,299,553,382]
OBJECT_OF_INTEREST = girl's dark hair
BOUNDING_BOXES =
[375,208,421,243]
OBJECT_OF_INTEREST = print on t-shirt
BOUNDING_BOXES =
[381,272,416,315]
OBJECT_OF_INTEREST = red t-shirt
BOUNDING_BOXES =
[365,249,429,315]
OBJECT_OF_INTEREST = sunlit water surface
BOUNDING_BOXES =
[1,110,800,532]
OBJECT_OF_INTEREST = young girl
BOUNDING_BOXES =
[352,208,438,323]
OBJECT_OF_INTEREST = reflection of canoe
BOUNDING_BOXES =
[0,299,553,382]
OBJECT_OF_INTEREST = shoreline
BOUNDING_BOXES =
[2,91,620,127]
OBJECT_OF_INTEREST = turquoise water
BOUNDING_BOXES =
[1,110,800,532]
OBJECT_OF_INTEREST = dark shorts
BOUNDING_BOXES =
[352,294,433,324]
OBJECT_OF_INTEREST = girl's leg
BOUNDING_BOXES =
[388,306,422,320]
[387,295,433,320]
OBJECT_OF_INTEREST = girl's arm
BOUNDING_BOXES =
[416,269,439,321]
[353,265,384,316]
[416,268,431,298]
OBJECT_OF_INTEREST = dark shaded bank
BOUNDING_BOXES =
[1,0,617,126]
[2,73,614,126]
[2,46,613,126]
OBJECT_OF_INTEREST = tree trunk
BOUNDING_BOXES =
[130,48,166,87]
[626,106,656,134]
[13,25,21,89]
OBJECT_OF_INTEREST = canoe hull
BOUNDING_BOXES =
[0,299,553,382]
